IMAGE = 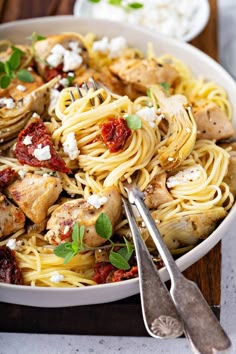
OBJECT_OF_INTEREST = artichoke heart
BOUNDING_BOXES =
[152,86,197,171]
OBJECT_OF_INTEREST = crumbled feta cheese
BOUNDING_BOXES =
[63,50,83,72]
[93,36,127,58]
[62,132,79,160]
[0,97,15,109]
[87,194,107,209]
[6,239,16,250]
[47,53,63,68]
[59,78,69,87]
[18,169,26,179]
[16,84,26,92]
[68,41,81,53]
[166,165,202,188]
[50,272,64,283]
[23,135,32,145]
[68,72,75,77]
[43,173,49,177]
[92,37,110,53]
[136,107,156,127]
[109,36,127,58]
[32,112,40,118]
[49,88,60,111]
[33,145,51,161]
[51,44,67,55]
[64,225,70,234]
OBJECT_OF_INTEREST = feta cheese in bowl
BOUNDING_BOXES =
[74,0,210,42]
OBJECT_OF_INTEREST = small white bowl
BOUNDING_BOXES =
[74,0,210,42]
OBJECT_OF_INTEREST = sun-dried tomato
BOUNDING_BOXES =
[93,262,115,284]
[15,118,71,173]
[100,117,131,153]
[111,266,138,282]
[0,167,17,189]
[0,246,23,285]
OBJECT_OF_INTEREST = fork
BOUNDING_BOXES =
[124,182,231,354]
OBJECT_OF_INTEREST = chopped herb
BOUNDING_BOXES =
[53,222,86,264]
[109,250,130,270]
[17,69,34,82]
[160,82,170,91]
[26,32,46,44]
[146,88,152,98]
[95,212,112,239]
[88,0,101,2]
[108,0,122,5]
[0,75,11,89]
[54,215,135,270]
[0,46,33,89]
[125,115,142,130]
[128,2,143,9]
[67,74,74,86]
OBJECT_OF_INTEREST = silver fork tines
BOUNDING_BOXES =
[69,79,104,106]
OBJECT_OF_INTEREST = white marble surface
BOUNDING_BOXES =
[1,1,236,353]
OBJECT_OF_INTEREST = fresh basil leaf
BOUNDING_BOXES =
[117,247,130,261]
[64,251,76,264]
[0,75,11,89]
[67,74,74,86]
[4,62,10,76]
[8,51,21,70]
[109,250,130,270]
[11,45,26,55]
[72,222,79,243]
[128,2,143,9]
[108,0,122,5]
[0,62,5,73]
[125,115,142,130]
[79,225,85,246]
[17,69,34,82]
[26,32,46,42]
[124,237,134,258]
[95,212,112,239]
[160,82,170,91]
[71,242,79,253]
[53,243,73,258]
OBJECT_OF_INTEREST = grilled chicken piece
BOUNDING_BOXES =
[109,58,179,94]
[0,193,25,239]
[34,33,89,79]
[6,173,62,224]
[193,103,234,141]
[146,208,226,249]
[145,172,173,209]
[45,186,122,247]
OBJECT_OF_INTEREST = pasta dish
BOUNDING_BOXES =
[0,31,235,288]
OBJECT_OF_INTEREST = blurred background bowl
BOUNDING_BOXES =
[74,0,210,42]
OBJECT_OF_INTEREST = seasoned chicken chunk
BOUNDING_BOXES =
[221,142,236,197]
[193,103,234,141]
[145,172,173,209]
[109,58,179,94]
[0,193,25,239]
[6,173,62,224]
[45,186,122,247]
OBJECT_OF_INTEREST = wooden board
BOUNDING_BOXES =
[0,0,221,336]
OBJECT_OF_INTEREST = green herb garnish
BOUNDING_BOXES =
[160,82,170,91]
[53,214,135,270]
[88,0,143,11]
[26,32,46,45]
[53,222,86,264]
[125,115,142,130]
[0,46,34,89]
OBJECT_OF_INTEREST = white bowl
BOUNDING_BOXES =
[0,16,236,307]
[73,0,210,42]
